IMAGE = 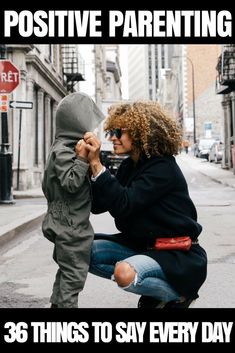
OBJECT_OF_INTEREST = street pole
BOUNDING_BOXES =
[17,109,22,190]
[1,111,9,149]
[172,55,196,144]
[0,44,14,203]
[187,57,196,144]
[0,112,14,203]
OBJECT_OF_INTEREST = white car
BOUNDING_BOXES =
[208,141,224,163]
[195,139,216,160]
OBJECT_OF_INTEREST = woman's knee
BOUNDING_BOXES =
[90,240,106,261]
[114,261,136,287]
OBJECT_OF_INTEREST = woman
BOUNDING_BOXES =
[77,101,207,308]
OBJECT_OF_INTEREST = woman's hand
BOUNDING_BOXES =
[84,132,104,177]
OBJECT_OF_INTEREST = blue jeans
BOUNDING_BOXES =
[89,237,181,302]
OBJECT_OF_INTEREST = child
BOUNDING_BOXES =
[42,92,104,308]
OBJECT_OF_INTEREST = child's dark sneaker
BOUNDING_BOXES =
[137,295,166,308]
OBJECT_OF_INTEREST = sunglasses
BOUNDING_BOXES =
[105,128,128,139]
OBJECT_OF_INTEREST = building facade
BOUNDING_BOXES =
[160,45,223,146]
[1,45,67,191]
[216,44,235,172]
[128,45,170,101]
[0,44,123,192]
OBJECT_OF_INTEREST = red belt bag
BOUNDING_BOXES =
[154,236,192,251]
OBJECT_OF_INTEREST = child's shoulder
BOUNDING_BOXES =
[52,140,73,152]
[52,141,76,159]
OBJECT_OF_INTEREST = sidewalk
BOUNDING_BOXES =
[0,188,46,246]
[0,155,234,246]
[177,153,235,189]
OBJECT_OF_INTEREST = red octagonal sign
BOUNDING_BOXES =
[0,60,20,94]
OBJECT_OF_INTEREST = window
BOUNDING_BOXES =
[204,122,212,138]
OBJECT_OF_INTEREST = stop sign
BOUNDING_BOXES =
[0,60,20,94]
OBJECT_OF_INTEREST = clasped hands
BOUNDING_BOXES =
[75,132,103,177]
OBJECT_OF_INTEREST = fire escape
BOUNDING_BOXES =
[62,45,85,92]
[216,44,235,94]
[215,44,235,171]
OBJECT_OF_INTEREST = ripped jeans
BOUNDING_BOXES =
[89,237,181,302]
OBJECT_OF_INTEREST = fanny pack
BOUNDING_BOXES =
[154,236,192,251]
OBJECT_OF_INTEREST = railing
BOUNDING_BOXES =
[216,45,235,86]
[61,45,85,92]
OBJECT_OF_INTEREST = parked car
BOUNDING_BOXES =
[100,151,128,175]
[195,138,216,160]
[208,141,224,163]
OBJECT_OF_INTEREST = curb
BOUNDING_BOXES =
[0,212,46,247]
[13,193,45,200]
[13,194,44,199]
[193,168,235,189]
[198,171,235,188]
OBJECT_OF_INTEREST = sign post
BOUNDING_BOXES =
[9,101,33,109]
[8,101,33,190]
[0,59,20,203]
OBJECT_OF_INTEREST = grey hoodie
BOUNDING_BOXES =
[42,92,105,243]
[55,92,105,142]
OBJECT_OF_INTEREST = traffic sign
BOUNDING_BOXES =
[0,60,20,94]
[0,95,9,112]
[9,101,33,109]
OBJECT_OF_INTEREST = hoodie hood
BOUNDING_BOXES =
[55,92,105,142]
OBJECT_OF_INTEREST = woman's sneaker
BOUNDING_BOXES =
[137,295,166,308]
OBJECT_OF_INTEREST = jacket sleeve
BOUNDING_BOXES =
[91,160,175,218]
[54,147,89,193]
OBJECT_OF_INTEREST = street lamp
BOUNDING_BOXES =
[172,55,196,144]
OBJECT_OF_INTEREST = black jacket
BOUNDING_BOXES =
[91,155,207,299]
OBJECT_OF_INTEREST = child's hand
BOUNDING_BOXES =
[75,139,89,160]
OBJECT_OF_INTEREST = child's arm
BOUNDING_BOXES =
[54,146,89,194]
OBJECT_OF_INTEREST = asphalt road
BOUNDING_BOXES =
[0,156,235,308]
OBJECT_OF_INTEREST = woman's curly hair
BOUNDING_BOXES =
[104,101,183,157]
